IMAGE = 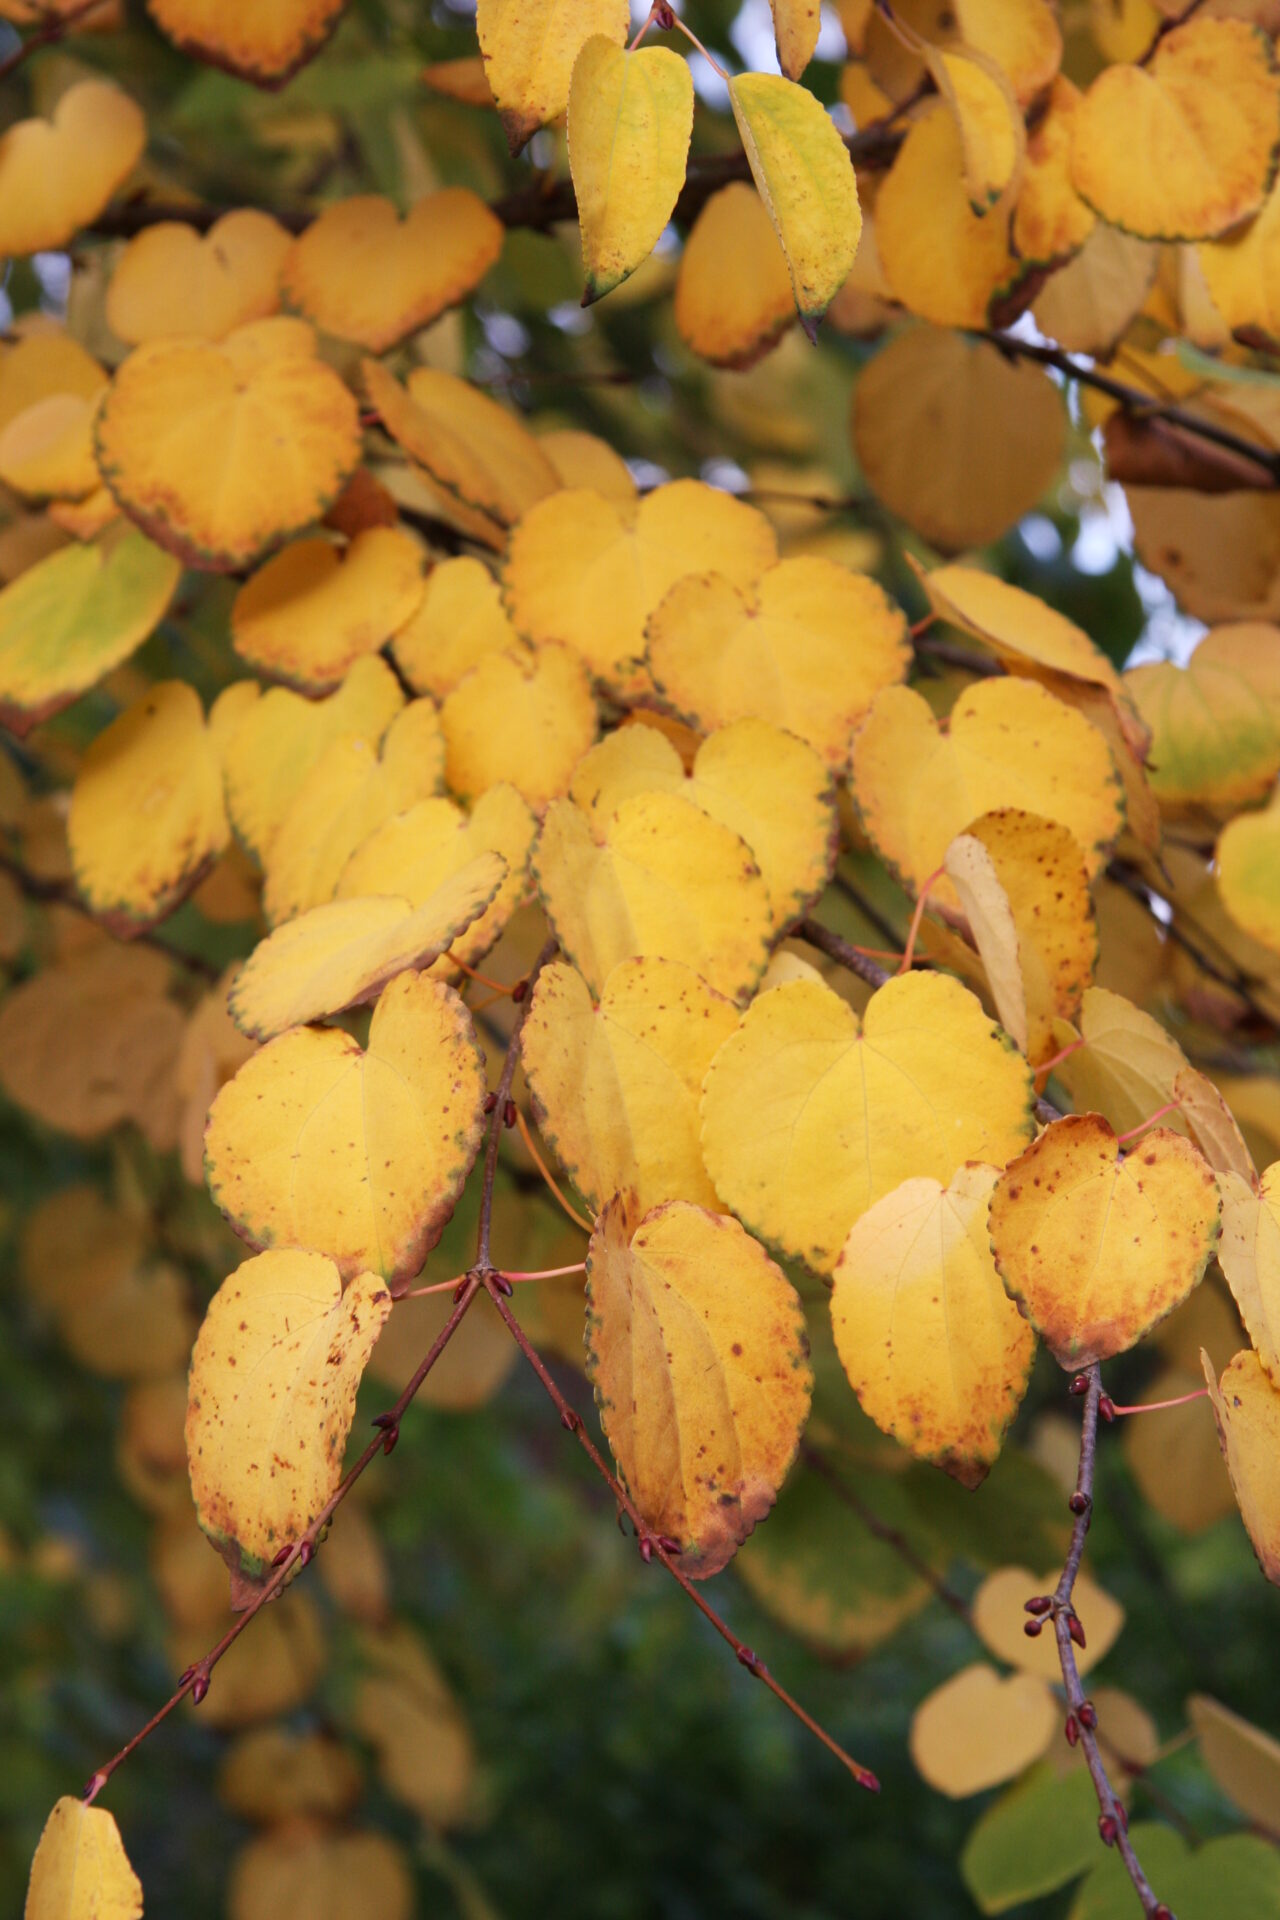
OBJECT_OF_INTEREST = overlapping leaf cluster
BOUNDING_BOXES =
[6,0,1280,1913]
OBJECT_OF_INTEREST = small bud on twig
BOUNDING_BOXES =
[1024,1618,1044,1637]
[504,1098,517,1128]
[190,1673,209,1707]
[271,1543,293,1567]
[1079,1700,1098,1731]
[511,978,528,1003]
[1064,1715,1079,1747]
[560,1407,581,1433]
[1069,1373,1090,1396]
[483,1091,498,1114]
[1098,1393,1116,1423]
[1068,1613,1087,1650]
[1024,1594,1052,1615]
[1098,1814,1118,1846]
[1069,1490,1091,1516]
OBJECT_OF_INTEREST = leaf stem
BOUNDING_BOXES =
[512,1106,594,1235]
[1107,1388,1208,1418]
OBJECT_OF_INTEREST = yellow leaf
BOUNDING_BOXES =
[362,359,558,531]
[25,1798,142,1920]
[537,425,637,502]
[22,1184,194,1379]
[1219,1165,1280,1386]
[390,554,527,699]
[504,479,777,690]
[568,717,837,929]
[69,681,228,934]
[701,971,1035,1274]
[208,972,486,1282]
[585,1193,812,1576]
[989,1112,1222,1367]
[674,182,796,369]
[228,1827,413,1920]
[1218,790,1280,953]
[1188,1694,1280,1833]
[0,390,101,503]
[106,210,291,343]
[772,0,821,80]
[219,655,404,864]
[228,855,501,1040]
[0,944,183,1145]
[951,0,1061,105]
[476,0,630,153]
[118,1374,191,1517]
[337,783,536,970]
[263,699,445,924]
[852,326,1065,552]
[170,1589,325,1728]
[0,528,179,737]
[1204,1345,1280,1586]
[218,1729,362,1825]
[1199,171,1280,342]
[0,326,105,429]
[1013,78,1095,265]
[96,320,361,571]
[187,1248,392,1575]
[568,38,694,303]
[1050,985,1194,1137]
[972,1563,1124,1681]
[347,1621,475,1825]
[1124,1363,1235,1534]
[851,679,1124,905]
[910,1664,1056,1797]
[943,809,1097,1063]
[368,1287,517,1410]
[876,102,1015,327]
[1071,19,1280,241]
[832,1164,1035,1485]
[1126,625,1280,812]
[421,55,495,107]
[925,47,1023,213]
[728,70,862,331]
[440,643,597,809]
[521,957,739,1216]
[0,80,143,257]
[1089,0,1159,64]
[231,528,425,694]
[145,0,347,84]
[282,190,503,350]
[534,790,773,1003]
[1171,1065,1256,1184]
[647,555,909,772]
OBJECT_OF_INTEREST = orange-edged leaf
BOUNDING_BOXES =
[585,1193,813,1576]
[440,642,597,810]
[989,1114,1222,1367]
[362,359,558,532]
[231,529,425,693]
[145,0,347,85]
[106,210,291,343]
[390,554,527,699]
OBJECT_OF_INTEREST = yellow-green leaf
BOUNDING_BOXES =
[585,1193,813,1576]
[728,71,862,331]
[186,1248,392,1577]
[207,971,486,1283]
[25,1797,142,1920]
[569,37,694,304]
[1219,1164,1280,1387]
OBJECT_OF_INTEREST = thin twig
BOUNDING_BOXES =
[1047,1366,1167,1918]
[482,1274,881,1794]
[0,0,109,81]
[800,1444,971,1622]
[83,1275,483,1805]
[798,917,893,990]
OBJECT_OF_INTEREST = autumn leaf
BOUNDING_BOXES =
[568,38,694,304]
[25,1798,142,1920]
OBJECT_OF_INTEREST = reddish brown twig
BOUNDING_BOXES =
[1045,1367,1168,1918]
[483,1274,880,1794]
[0,0,110,80]
[799,1443,971,1623]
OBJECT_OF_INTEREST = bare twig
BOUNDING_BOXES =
[800,1443,971,1622]
[797,917,893,990]
[0,0,109,81]
[482,1274,880,1792]
[1044,1367,1168,1918]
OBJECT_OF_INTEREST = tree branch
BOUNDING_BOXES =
[797,916,893,990]
[1045,1366,1167,1918]
[800,1442,972,1623]
[82,1272,483,1805]
[483,1275,880,1794]
[0,0,110,83]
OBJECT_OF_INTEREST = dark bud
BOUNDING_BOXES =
[1154,1907,1173,1920]
[452,1277,470,1303]
[1098,1815,1118,1847]
[298,1539,314,1568]
[1024,1595,1053,1615]
[654,1,678,27]
[1064,1715,1079,1747]
[560,1407,581,1433]
[190,1673,210,1707]
[1069,1373,1090,1396]
[490,1270,514,1296]
[177,1664,198,1686]
[372,1411,397,1430]
[382,1424,399,1456]
[511,978,528,1003]
[736,1646,766,1677]
[638,1535,653,1564]
[503,1099,517,1128]
[271,1543,293,1567]
[1068,1613,1087,1650]
[1023,1619,1044,1638]
[1078,1700,1098,1731]
[1069,1490,1091,1516]
[1098,1394,1116,1423]
[656,1535,682,1556]
[483,1091,498,1114]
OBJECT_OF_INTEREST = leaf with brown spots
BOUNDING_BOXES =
[584,1193,812,1577]
[989,1113,1222,1368]
[185,1248,392,1581]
